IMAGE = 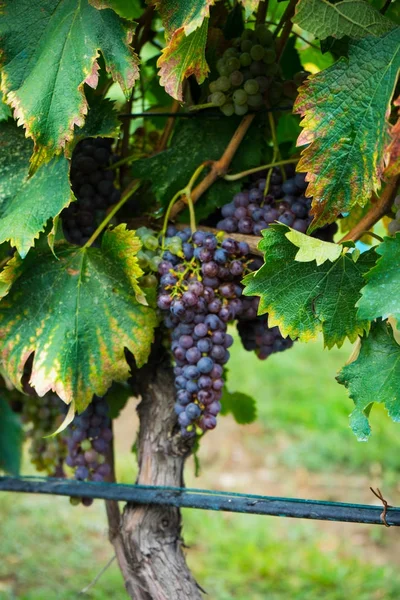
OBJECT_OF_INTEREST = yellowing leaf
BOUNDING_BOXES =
[155,0,213,37]
[285,228,342,265]
[158,18,209,101]
[0,230,157,412]
[239,1,260,18]
[294,28,400,231]
[0,0,139,157]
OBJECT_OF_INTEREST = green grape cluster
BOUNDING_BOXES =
[21,392,68,476]
[207,25,307,116]
[136,226,164,288]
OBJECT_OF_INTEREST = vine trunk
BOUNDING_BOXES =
[106,354,202,600]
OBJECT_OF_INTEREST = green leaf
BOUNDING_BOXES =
[242,224,376,348]
[0,395,23,475]
[0,0,138,157]
[337,321,400,440]
[131,116,264,219]
[294,0,394,40]
[89,0,142,19]
[0,226,157,412]
[285,228,342,265]
[0,95,11,123]
[70,97,120,152]
[357,234,400,322]
[0,121,73,258]
[220,388,257,424]
[294,28,400,230]
[158,18,209,101]
[105,382,131,419]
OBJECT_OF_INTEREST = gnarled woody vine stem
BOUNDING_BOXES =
[105,347,202,600]
[169,113,255,220]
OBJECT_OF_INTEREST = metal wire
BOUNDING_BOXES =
[1,476,398,526]
[118,107,293,119]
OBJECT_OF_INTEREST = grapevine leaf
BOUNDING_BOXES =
[0,0,139,158]
[242,224,376,348]
[0,96,11,123]
[385,95,400,177]
[339,201,371,234]
[294,28,400,230]
[239,1,259,18]
[220,388,257,424]
[89,0,142,19]
[337,321,400,440]
[294,0,394,40]
[70,97,120,152]
[285,228,342,265]
[158,18,209,101]
[0,121,73,258]
[105,382,131,419]
[357,234,400,322]
[0,228,157,412]
[131,116,264,219]
[102,224,147,305]
[0,395,23,474]
[155,0,213,37]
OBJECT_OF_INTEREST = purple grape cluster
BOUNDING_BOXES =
[61,138,120,246]
[217,168,311,235]
[66,396,113,506]
[21,392,68,477]
[237,295,293,360]
[157,227,251,436]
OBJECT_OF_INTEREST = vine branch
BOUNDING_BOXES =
[339,176,400,243]
[175,223,262,256]
[169,114,255,220]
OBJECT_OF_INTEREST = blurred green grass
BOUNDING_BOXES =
[1,336,400,599]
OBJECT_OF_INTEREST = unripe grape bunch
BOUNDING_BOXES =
[206,24,306,116]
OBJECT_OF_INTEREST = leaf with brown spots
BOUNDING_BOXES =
[0,0,139,160]
[242,224,376,348]
[294,28,400,231]
[158,17,209,100]
[0,229,157,412]
[154,0,213,101]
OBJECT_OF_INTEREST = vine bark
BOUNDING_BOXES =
[106,349,202,600]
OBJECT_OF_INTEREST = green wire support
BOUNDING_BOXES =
[0,476,398,526]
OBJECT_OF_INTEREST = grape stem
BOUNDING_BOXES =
[339,176,400,243]
[175,223,263,256]
[161,163,207,242]
[273,0,297,39]
[256,1,268,25]
[189,102,215,112]
[82,180,141,249]
[224,158,298,181]
[263,111,282,196]
[169,114,256,220]
[156,98,181,152]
